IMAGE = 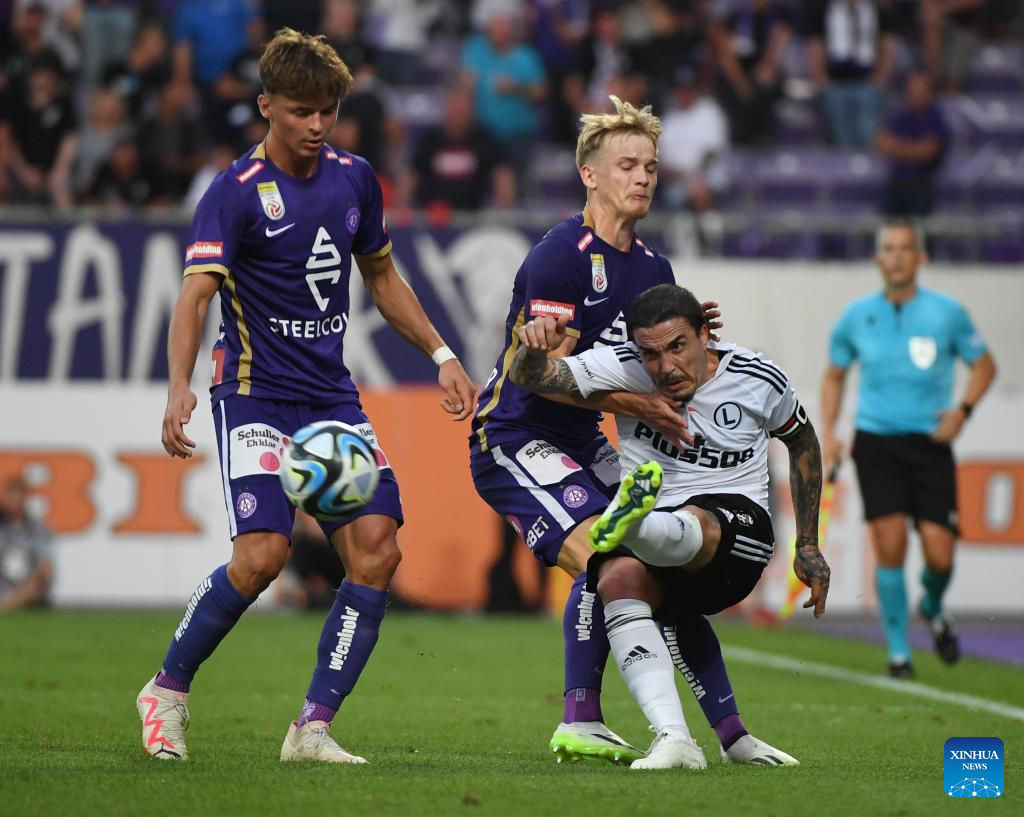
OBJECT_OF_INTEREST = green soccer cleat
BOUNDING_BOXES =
[589,461,663,553]
[549,721,646,765]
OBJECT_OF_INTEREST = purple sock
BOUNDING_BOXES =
[303,580,387,716]
[562,573,608,724]
[713,713,749,750]
[159,564,252,691]
[297,699,338,727]
[663,615,745,736]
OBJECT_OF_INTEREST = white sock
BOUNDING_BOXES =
[604,598,690,734]
[629,511,703,567]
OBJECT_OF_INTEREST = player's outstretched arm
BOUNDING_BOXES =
[163,271,221,458]
[356,253,476,420]
[509,314,583,396]
[782,421,830,617]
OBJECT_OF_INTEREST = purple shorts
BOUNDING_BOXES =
[470,433,620,566]
[212,394,403,541]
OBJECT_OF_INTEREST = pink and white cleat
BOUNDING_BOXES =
[136,676,189,760]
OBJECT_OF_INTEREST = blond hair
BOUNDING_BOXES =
[259,28,353,101]
[575,96,662,169]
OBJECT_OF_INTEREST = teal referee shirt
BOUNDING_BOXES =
[828,287,988,436]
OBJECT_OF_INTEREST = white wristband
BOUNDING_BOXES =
[431,345,457,366]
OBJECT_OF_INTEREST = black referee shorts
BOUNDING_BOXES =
[586,492,773,623]
[851,430,958,533]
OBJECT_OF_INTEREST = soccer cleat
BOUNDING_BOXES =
[136,676,189,760]
[888,660,914,679]
[721,734,799,766]
[280,721,367,764]
[549,721,645,765]
[589,461,663,553]
[928,615,961,665]
[630,726,707,770]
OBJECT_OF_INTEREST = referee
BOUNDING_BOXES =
[821,218,996,678]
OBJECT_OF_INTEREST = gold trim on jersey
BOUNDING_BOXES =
[184,263,229,278]
[582,207,595,228]
[250,142,267,160]
[475,307,525,452]
[566,327,581,339]
[353,240,393,260]
[222,273,253,396]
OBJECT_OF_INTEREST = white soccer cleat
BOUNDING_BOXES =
[136,676,189,760]
[280,721,368,764]
[549,721,646,765]
[721,734,799,766]
[630,727,707,770]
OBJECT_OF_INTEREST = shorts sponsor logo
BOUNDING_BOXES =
[945,737,1003,797]
[909,336,937,370]
[236,492,257,519]
[563,484,589,508]
[345,206,360,234]
[515,439,579,485]
[525,515,550,550]
[185,241,223,262]
[229,423,285,478]
[529,300,575,321]
[347,421,390,468]
[590,442,620,487]
[590,254,607,293]
[257,181,286,221]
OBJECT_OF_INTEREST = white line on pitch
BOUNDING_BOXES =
[724,645,1024,723]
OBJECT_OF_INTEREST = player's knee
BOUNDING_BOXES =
[596,558,655,604]
[347,535,402,588]
[229,534,289,596]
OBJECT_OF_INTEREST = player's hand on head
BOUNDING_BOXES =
[701,300,723,342]
[639,391,694,448]
[794,544,830,618]
[438,359,476,421]
[519,314,570,354]
[162,387,198,458]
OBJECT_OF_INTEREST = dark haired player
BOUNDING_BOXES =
[510,284,831,769]
[136,28,474,764]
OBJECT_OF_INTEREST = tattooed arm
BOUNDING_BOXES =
[782,419,831,617]
[509,347,582,396]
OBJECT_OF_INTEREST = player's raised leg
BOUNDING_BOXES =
[917,520,960,664]
[281,513,400,764]
[138,531,289,760]
[869,514,913,677]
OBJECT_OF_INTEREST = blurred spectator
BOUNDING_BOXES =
[0,475,54,612]
[171,0,259,89]
[461,6,547,197]
[564,2,649,116]
[921,0,986,92]
[527,0,587,144]
[81,0,138,84]
[84,137,155,208]
[639,0,712,109]
[14,0,82,75]
[807,0,896,149]
[102,21,171,118]
[184,141,237,211]
[876,70,949,217]
[203,18,265,146]
[2,0,65,95]
[369,0,445,85]
[0,55,77,207]
[658,65,729,214]
[400,86,515,211]
[322,0,374,77]
[137,81,206,202]
[73,86,129,196]
[711,0,793,147]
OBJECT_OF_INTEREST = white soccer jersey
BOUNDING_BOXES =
[563,341,807,510]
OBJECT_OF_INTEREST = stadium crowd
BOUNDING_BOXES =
[0,0,1019,219]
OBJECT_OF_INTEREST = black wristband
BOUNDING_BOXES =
[959,401,974,418]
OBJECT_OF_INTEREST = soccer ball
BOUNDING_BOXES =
[280,421,380,519]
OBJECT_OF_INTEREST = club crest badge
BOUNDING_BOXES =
[908,336,937,370]
[257,181,286,221]
[591,253,607,293]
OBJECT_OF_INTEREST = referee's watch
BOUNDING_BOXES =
[959,401,974,419]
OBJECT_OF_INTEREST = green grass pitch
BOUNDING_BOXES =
[1,611,1020,817]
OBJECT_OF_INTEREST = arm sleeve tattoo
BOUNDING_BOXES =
[509,347,582,397]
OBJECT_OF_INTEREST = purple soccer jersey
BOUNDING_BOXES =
[471,210,675,452]
[184,143,391,404]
